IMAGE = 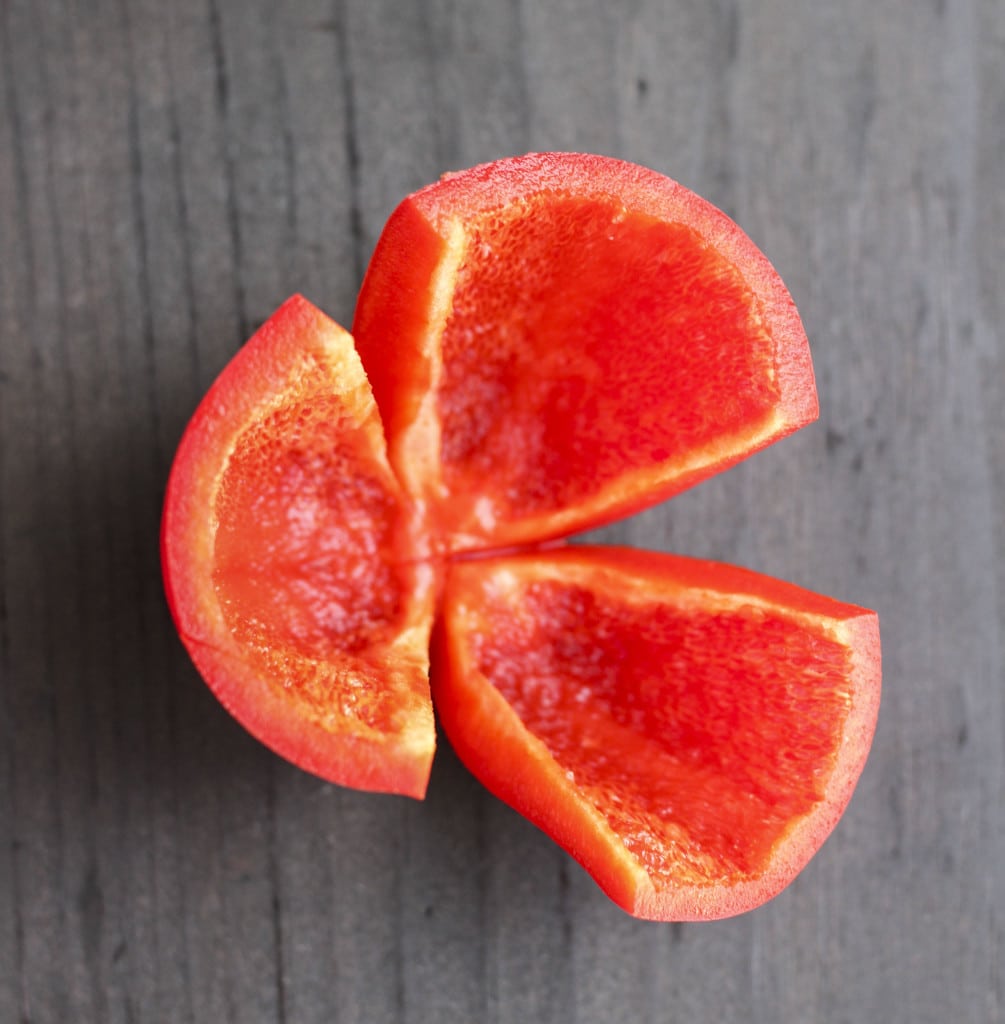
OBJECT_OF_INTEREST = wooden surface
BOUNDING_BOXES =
[1,1,1002,1021]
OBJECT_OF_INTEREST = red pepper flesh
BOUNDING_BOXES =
[161,295,436,798]
[435,547,881,921]
[354,153,818,553]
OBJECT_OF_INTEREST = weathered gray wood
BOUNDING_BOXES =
[1,0,1002,1021]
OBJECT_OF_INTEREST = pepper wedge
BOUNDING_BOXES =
[161,295,436,798]
[353,152,818,553]
[434,547,881,921]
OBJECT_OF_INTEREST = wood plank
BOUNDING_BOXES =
[0,0,1002,1020]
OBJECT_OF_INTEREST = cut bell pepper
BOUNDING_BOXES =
[161,295,436,798]
[434,547,881,921]
[353,153,818,553]
[161,155,880,920]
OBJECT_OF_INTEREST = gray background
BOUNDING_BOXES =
[1,1,1002,1021]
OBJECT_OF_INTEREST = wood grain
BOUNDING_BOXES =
[1,0,1001,1021]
